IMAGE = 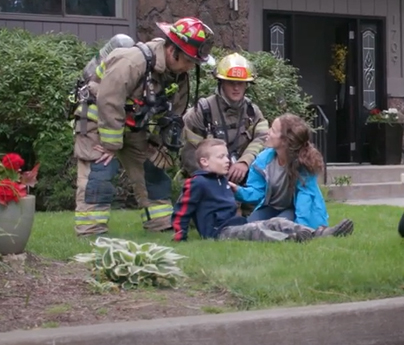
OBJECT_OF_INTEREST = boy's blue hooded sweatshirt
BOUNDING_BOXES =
[172,170,246,241]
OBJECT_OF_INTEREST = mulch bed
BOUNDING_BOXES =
[0,252,232,333]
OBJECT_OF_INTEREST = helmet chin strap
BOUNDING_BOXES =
[173,47,180,61]
[193,64,200,109]
[164,44,181,74]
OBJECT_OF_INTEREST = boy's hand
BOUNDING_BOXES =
[172,230,187,242]
[228,162,248,183]
[94,145,115,166]
[228,181,238,193]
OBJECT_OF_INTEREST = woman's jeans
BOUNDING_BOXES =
[247,205,295,223]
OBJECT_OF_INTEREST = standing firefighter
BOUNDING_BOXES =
[70,17,214,236]
[180,53,269,185]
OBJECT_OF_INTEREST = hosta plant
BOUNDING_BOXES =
[73,237,187,290]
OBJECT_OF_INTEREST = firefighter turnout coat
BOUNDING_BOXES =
[180,89,269,177]
[73,38,189,235]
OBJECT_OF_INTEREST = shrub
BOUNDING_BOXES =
[0,28,99,210]
[0,28,94,138]
[33,127,77,211]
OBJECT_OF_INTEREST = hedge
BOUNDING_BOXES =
[0,28,312,211]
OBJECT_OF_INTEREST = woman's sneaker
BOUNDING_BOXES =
[315,219,354,238]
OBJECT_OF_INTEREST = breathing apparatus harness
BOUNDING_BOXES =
[197,72,257,164]
[123,42,186,153]
[68,42,185,153]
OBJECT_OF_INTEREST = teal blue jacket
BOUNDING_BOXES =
[235,148,329,229]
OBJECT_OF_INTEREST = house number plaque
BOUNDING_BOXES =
[391,15,399,64]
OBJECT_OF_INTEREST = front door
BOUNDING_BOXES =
[263,11,386,164]
[357,20,385,163]
[336,19,385,163]
[335,20,358,162]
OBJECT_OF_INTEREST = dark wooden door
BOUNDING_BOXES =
[357,20,386,163]
[334,20,358,162]
[335,19,385,163]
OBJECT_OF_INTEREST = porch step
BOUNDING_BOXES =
[327,181,404,201]
[326,165,404,184]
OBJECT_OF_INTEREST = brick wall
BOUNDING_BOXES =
[136,0,250,50]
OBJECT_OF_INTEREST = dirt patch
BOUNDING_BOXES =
[0,252,233,333]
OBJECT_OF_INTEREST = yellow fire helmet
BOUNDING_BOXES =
[213,52,257,82]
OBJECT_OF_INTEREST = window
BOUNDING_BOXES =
[66,0,123,17]
[265,15,290,61]
[0,0,62,15]
[0,0,124,17]
[270,23,285,59]
[362,29,376,110]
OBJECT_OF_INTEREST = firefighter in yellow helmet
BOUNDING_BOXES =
[179,53,269,186]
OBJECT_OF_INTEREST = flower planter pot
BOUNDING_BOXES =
[367,122,403,165]
[0,195,35,255]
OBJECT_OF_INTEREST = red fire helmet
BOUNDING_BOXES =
[156,17,214,64]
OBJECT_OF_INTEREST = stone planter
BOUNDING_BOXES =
[367,122,404,165]
[0,195,35,255]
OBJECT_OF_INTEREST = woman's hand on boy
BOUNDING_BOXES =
[228,162,248,183]
[228,181,238,193]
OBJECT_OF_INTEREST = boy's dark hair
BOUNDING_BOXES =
[195,138,227,167]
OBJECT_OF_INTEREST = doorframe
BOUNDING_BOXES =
[262,10,388,163]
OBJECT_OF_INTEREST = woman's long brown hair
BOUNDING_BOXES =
[278,113,324,189]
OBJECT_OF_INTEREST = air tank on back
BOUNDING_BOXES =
[82,34,135,82]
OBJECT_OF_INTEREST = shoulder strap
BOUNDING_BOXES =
[133,42,156,93]
[198,97,213,137]
[135,42,156,73]
[181,72,190,116]
[245,98,256,122]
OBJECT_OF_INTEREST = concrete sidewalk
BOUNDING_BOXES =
[2,297,404,345]
[344,198,404,207]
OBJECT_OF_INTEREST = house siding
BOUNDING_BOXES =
[0,0,134,43]
[250,0,404,98]
[0,18,131,42]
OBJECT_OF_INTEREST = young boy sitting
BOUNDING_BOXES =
[171,138,351,242]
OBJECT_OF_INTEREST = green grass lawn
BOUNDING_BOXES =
[27,203,404,310]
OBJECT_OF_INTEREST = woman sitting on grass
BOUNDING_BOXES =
[229,113,354,237]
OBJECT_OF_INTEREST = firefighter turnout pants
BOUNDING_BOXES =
[75,158,120,236]
[142,159,173,231]
[74,128,174,236]
[117,130,173,232]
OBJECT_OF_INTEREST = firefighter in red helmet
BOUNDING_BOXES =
[70,17,214,237]
[156,17,214,64]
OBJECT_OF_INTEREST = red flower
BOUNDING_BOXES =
[370,108,381,115]
[2,153,25,171]
[0,179,26,205]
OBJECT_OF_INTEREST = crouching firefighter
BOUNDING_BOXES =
[179,53,269,187]
[68,17,214,236]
